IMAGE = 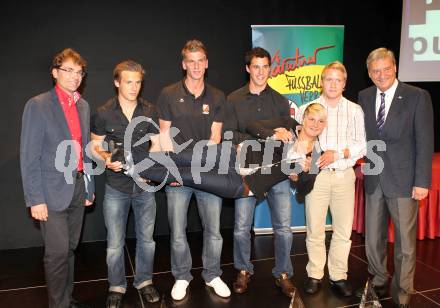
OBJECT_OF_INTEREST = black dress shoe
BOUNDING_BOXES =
[233,270,251,294]
[355,283,388,298]
[275,272,297,298]
[69,299,91,308]
[139,284,160,303]
[329,279,353,297]
[106,291,123,308]
[304,277,321,294]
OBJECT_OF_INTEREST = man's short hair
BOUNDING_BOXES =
[113,60,145,81]
[366,47,396,69]
[181,39,207,60]
[321,61,347,80]
[51,48,87,71]
[245,47,271,66]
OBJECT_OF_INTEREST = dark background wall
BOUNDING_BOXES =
[1,0,438,249]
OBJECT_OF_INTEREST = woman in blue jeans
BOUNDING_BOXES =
[126,103,326,201]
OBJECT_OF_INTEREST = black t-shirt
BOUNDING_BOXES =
[91,97,159,194]
[157,80,225,147]
[225,84,290,145]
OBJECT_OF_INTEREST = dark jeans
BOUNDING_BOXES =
[40,177,86,308]
[166,185,223,282]
[103,184,156,293]
[234,179,293,278]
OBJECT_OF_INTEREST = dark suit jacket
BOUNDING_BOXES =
[358,81,433,198]
[20,89,95,211]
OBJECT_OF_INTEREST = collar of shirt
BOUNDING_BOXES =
[109,97,122,110]
[108,97,148,127]
[181,79,206,99]
[109,96,141,111]
[55,84,81,107]
[244,83,270,97]
[375,79,398,118]
[318,95,346,108]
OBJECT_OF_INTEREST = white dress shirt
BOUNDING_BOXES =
[375,79,398,121]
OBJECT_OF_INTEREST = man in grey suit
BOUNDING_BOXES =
[358,47,433,308]
[20,48,95,308]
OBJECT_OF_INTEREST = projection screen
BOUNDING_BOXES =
[399,0,440,82]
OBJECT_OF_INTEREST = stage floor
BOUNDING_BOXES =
[1,230,440,307]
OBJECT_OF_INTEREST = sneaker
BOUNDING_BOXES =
[171,280,189,301]
[286,150,305,163]
[206,277,231,298]
[239,167,258,175]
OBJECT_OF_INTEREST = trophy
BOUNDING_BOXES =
[109,140,126,165]
[359,279,382,308]
[289,289,305,308]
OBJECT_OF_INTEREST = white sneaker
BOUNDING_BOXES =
[206,277,231,298]
[171,280,189,301]
[286,150,305,163]
[239,167,258,175]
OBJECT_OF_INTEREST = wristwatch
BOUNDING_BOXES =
[338,149,348,159]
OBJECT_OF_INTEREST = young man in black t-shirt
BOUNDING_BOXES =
[225,47,296,298]
[156,39,231,301]
[91,60,160,307]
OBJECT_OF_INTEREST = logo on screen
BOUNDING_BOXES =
[267,46,334,106]
[409,1,440,61]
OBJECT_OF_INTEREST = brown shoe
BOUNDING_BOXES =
[275,273,296,298]
[233,270,250,294]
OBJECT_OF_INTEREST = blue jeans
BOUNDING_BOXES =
[166,185,223,283]
[234,179,293,278]
[103,184,156,293]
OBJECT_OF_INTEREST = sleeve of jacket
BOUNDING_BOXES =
[20,99,46,207]
[414,88,434,188]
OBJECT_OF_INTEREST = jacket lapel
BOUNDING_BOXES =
[50,89,71,140]
[364,87,380,138]
[381,82,405,135]
[76,99,88,147]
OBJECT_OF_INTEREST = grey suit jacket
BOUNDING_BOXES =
[358,81,433,198]
[20,89,95,211]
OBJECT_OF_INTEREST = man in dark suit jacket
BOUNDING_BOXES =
[20,48,95,308]
[358,47,433,307]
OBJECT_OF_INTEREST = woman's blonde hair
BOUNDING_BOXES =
[303,102,327,121]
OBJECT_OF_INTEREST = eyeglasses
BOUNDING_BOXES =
[57,67,86,78]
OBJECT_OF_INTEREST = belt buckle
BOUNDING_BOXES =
[76,171,84,179]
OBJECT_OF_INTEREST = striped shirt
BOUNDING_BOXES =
[295,96,366,170]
